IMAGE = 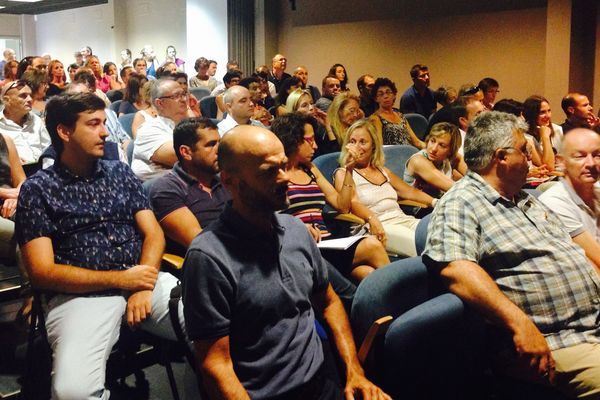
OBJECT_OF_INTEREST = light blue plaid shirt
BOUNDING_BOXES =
[424,171,600,351]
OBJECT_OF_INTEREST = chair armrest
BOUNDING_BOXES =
[335,213,365,225]
[398,199,429,208]
[162,253,184,270]
[357,315,393,365]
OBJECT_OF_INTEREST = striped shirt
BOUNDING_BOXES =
[424,171,600,351]
[282,170,331,239]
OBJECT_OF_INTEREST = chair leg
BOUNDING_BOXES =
[161,342,180,400]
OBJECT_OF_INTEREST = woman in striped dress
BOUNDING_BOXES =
[272,113,389,281]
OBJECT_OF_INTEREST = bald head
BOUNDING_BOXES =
[559,128,600,187]
[219,125,290,216]
[223,86,254,123]
[219,125,283,174]
[271,54,287,73]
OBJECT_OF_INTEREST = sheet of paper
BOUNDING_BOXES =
[317,235,367,250]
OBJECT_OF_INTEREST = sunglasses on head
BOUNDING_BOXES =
[463,85,480,96]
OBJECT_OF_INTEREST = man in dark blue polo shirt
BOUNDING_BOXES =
[149,117,230,257]
[182,125,390,400]
[399,64,436,119]
[15,93,185,400]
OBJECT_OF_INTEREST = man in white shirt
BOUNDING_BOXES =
[0,80,50,164]
[539,128,600,272]
[132,79,189,180]
[217,86,264,137]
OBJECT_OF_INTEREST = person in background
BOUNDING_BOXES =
[329,63,350,92]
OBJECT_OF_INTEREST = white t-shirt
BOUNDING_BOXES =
[0,111,50,163]
[539,179,600,239]
[131,115,175,180]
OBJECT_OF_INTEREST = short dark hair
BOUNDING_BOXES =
[238,76,259,89]
[103,62,117,76]
[561,93,582,116]
[119,65,133,80]
[17,56,34,80]
[45,93,106,155]
[173,117,218,162]
[356,74,373,91]
[194,57,209,72]
[494,98,523,117]
[371,77,397,101]
[172,71,188,82]
[427,103,466,134]
[410,64,428,79]
[271,113,318,157]
[276,76,302,106]
[223,70,242,85]
[73,68,97,91]
[478,77,499,92]
[68,63,79,72]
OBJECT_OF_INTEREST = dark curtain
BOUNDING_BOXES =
[227,0,255,76]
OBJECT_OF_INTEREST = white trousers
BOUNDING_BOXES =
[45,272,185,400]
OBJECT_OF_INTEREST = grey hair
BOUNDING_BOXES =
[464,111,528,172]
[223,86,239,105]
[150,78,176,103]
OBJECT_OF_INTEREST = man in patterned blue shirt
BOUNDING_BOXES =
[424,112,600,398]
[15,93,185,400]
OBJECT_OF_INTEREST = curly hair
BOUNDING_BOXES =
[370,77,397,102]
[271,113,319,157]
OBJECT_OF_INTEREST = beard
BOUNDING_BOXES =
[238,179,289,213]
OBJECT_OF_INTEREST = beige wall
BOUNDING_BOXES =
[276,5,549,108]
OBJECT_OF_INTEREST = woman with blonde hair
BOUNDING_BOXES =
[84,55,111,93]
[404,122,467,198]
[286,89,337,156]
[131,80,158,138]
[327,92,363,146]
[335,119,435,256]
[47,59,66,96]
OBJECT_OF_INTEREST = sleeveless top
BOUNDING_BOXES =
[404,149,452,198]
[352,167,408,223]
[379,114,412,146]
[282,167,332,239]
[0,135,12,188]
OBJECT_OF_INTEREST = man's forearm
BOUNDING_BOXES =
[440,260,535,334]
[316,285,364,378]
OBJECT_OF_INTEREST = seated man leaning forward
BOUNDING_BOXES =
[132,78,189,180]
[423,111,600,399]
[15,93,185,400]
[182,125,390,399]
[540,128,600,271]
[149,117,230,257]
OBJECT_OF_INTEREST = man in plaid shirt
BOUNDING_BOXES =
[424,111,600,398]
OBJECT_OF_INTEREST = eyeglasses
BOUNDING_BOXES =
[304,136,316,145]
[159,91,188,101]
[376,89,394,97]
[501,145,531,157]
